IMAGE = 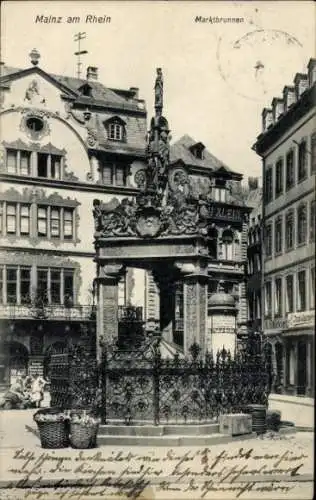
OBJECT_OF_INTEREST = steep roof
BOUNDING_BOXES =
[0,65,145,112]
[50,73,132,106]
[170,134,237,175]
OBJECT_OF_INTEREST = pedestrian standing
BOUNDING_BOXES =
[31,374,46,408]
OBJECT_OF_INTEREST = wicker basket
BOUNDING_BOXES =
[34,408,69,449]
[69,410,100,449]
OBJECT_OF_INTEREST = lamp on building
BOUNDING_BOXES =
[9,323,15,333]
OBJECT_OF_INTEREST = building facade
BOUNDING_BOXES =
[254,58,315,397]
[246,178,263,334]
[0,51,147,385]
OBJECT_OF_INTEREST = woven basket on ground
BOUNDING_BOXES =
[69,410,100,449]
[34,408,69,449]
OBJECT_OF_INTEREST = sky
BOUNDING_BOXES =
[1,0,315,181]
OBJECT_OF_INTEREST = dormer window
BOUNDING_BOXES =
[189,142,205,160]
[109,123,123,141]
[79,84,92,97]
[104,116,126,142]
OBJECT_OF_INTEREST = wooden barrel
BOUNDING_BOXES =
[245,404,267,434]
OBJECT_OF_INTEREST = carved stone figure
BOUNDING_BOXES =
[24,80,46,106]
[154,68,163,109]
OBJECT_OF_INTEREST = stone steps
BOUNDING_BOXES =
[98,423,219,436]
[96,432,257,447]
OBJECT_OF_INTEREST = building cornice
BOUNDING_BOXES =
[0,246,95,259]
[253,84,316,157]
[264,185,315,219]
[0,173,140,196]
[264,254,314,277]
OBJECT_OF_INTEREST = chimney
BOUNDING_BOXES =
[272,97,284,121]
[294,73,308,99]
[86,66,98,81]
[307,58,316,87]
[283,86,296,111]
[262,108,273,132]
[129,87,139,99]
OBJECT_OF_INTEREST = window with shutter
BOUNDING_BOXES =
[51,155,61,179]
[6,204,17,234]
[50,208,60,238]
[20,151,31,176]
[20,205,30,235]
[6,150,17,174]
[63,209,73,239]
[37,206,47,236]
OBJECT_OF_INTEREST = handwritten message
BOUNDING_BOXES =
[0,442,313,499]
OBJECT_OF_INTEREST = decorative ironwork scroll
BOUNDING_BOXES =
[50,334,270,424]
[99,338,270,425]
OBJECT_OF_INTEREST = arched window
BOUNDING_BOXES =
[297,203,307,245]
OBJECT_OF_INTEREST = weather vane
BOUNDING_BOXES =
[74,32,88,79]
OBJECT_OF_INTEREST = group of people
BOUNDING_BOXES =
[0,373,47,410]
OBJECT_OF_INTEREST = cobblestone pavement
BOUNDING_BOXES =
[0,410,314,500]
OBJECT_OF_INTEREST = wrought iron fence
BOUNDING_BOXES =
[50,343,98,409]
[100,338,270,425]
[49,336,271,425]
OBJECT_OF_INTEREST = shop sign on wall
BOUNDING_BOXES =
[264,317,288,330]
[209,204,243,222]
